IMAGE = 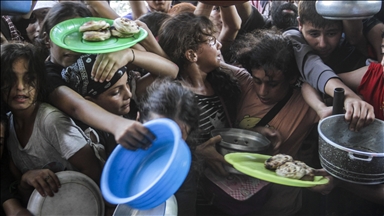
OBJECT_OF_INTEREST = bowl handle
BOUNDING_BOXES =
[348,152,373,162]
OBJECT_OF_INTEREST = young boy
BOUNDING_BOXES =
[283,1,375,132]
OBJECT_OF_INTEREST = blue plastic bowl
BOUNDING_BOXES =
[101,118,191,210]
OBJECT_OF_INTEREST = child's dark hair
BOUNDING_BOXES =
[298,1,342,29]
[1,42,47,103]
[35,2,92,57]
[234,30,299,81]
[139,78,200,146]
[138,11,171,37]
[158,13,241,124]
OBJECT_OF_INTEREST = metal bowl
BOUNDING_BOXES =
[316,1,382,20]
[318,115,384,184]
[211,128,271,174]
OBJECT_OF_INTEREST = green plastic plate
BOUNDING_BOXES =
[50,17,148,54]
[224,152,329,187]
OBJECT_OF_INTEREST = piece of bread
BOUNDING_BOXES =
[82,29,111,41]
[293,160,315,181]
[113,17,140,36]
[275,161,306,179]
[79,20,110,32]
[264,154,293,170]
[110,26,134,38]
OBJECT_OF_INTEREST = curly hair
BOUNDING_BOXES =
[1,42,47,103]
[157,13,241,124]
[231,30,299,81]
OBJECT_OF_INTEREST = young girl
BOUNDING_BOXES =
[1,42,102,202]
[36,2,178,151]
[138,78,200,216]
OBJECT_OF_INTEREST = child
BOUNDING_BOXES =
[139,78,200,216]
[283,1,375,132]
[1,42,101,201]
[36,2,178,151]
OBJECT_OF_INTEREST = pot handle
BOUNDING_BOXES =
[348,152,373,162]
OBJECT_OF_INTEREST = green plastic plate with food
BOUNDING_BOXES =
[50,17,148,54]
[224,152,329,187]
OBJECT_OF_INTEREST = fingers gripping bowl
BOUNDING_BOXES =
[101,118,191,210]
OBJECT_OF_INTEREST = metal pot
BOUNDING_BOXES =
[211,128,271,174]
[318,115,384,185]
[113,195,177,216]
[315,1,382,20]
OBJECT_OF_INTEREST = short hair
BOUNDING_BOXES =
[298,1,342,29]
[138,11,171,37]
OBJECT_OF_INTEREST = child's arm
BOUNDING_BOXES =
[49,86,155,151]
[301,82,332,120]
[338,66,368,92]
[83,0,120,20]
[218,5,242,54]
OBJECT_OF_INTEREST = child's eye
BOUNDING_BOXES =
[309,32,319,37]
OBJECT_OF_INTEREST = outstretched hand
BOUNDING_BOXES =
[20,169,61,197]
[195,135,231,176]
[343,95,375,132]
[114,120,156,151]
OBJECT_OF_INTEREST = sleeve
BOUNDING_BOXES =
[41,108,89,160]
[283,29,340,93]
[45,61,68,93]
[237,5,266,37]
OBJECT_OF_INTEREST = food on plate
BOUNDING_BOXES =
[275,161,306,179]
[80,20,111,41]
[111,17,140,38]
[264,154,293,170]
[265,154,315,181]
[79,20,110,32]
[82,29,111,41]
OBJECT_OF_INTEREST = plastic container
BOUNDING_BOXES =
[101,118,191,210]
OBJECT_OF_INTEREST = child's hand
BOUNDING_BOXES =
[195,135,230,176]
[308,169,340,195]
[91,47,135,83]
[20,169,61,197]
[113,120,156,151]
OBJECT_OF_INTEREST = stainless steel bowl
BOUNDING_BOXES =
[211,128,271,174]
[316,1,382,20]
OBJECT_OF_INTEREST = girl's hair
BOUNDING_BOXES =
[233,30,299,81]
[1,42,47,103]
[35,2,92,57]
[158,13,241,124]
[138,11,171,37]
[139,78,200,146]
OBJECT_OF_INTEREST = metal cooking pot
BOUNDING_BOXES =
[318,115,384,185]
[211,128,271,174]
[315,1,382,20]
[113,195,177,216]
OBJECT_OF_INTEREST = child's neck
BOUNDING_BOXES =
[12,102,40,148]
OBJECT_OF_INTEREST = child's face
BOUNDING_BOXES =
[251,67,292,105]
[26,8,50,43]
[299,22,342,60]
[197,36,222,72]
[49,41,81,67]
[89,72,132,116]
[2,58,37,112]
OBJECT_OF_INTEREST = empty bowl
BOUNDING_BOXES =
[101,118,191,210]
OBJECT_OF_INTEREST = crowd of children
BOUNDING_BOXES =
[1,0,383,215]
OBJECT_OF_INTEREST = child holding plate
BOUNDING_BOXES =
[35,2,178,152]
